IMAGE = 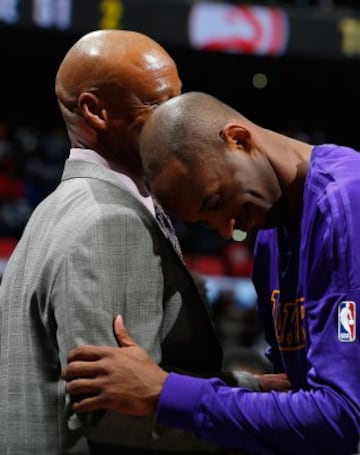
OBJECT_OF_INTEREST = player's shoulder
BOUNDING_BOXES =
[302,145,360,238]
[311,143,360,176]
[308,144,360,197]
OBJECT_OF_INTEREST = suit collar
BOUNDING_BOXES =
[62,158,155,216]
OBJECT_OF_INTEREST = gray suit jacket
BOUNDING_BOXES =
[0,159,223,454]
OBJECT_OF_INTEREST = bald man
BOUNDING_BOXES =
[0,32,233,454]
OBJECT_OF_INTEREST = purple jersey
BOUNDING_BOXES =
[157,144,360,455]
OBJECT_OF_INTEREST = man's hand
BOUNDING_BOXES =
[253,373,292,392]
[61,315,168,415]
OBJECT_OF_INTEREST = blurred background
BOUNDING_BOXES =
[1,0,359,371]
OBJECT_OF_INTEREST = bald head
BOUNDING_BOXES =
[55,29,181,175]
[140,91,245,183]
[140,91,311,233]
[55,29,178,111]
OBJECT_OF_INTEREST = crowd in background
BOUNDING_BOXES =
[0,122,68,238]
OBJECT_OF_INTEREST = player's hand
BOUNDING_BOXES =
[62,315,168,415]
[253,373,292,392]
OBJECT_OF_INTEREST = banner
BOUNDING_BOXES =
[1,0,360,59]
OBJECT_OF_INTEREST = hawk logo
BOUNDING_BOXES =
[338,301,356,342]
[189,3,289,56]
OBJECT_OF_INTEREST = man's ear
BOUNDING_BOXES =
[78,92,108,130]
[219,123,251,151]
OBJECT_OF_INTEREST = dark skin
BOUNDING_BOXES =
[63,316,291,415]
[150,121,310,236]
[55,29,182,180]
[63,315,168,415]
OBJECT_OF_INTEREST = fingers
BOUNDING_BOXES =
[62,360,101,381]
[253,373,292,392]
[65,377,100,396]
[66,316,136,364]
[113,314,136,348]
[71,394,142,415]
[71,394,106,413]
[67,345,113,363]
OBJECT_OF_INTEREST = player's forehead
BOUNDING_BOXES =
[152,158,191,202]
[151,157,218,220]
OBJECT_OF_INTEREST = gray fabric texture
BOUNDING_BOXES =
[0,159,223,454]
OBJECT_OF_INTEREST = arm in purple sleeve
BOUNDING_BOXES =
[157,372,359,455]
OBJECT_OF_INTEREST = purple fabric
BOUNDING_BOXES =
[157,144,360,455]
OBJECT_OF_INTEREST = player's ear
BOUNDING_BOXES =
[219,123,251,151]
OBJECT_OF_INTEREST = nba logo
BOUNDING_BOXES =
[338,301,356,342]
